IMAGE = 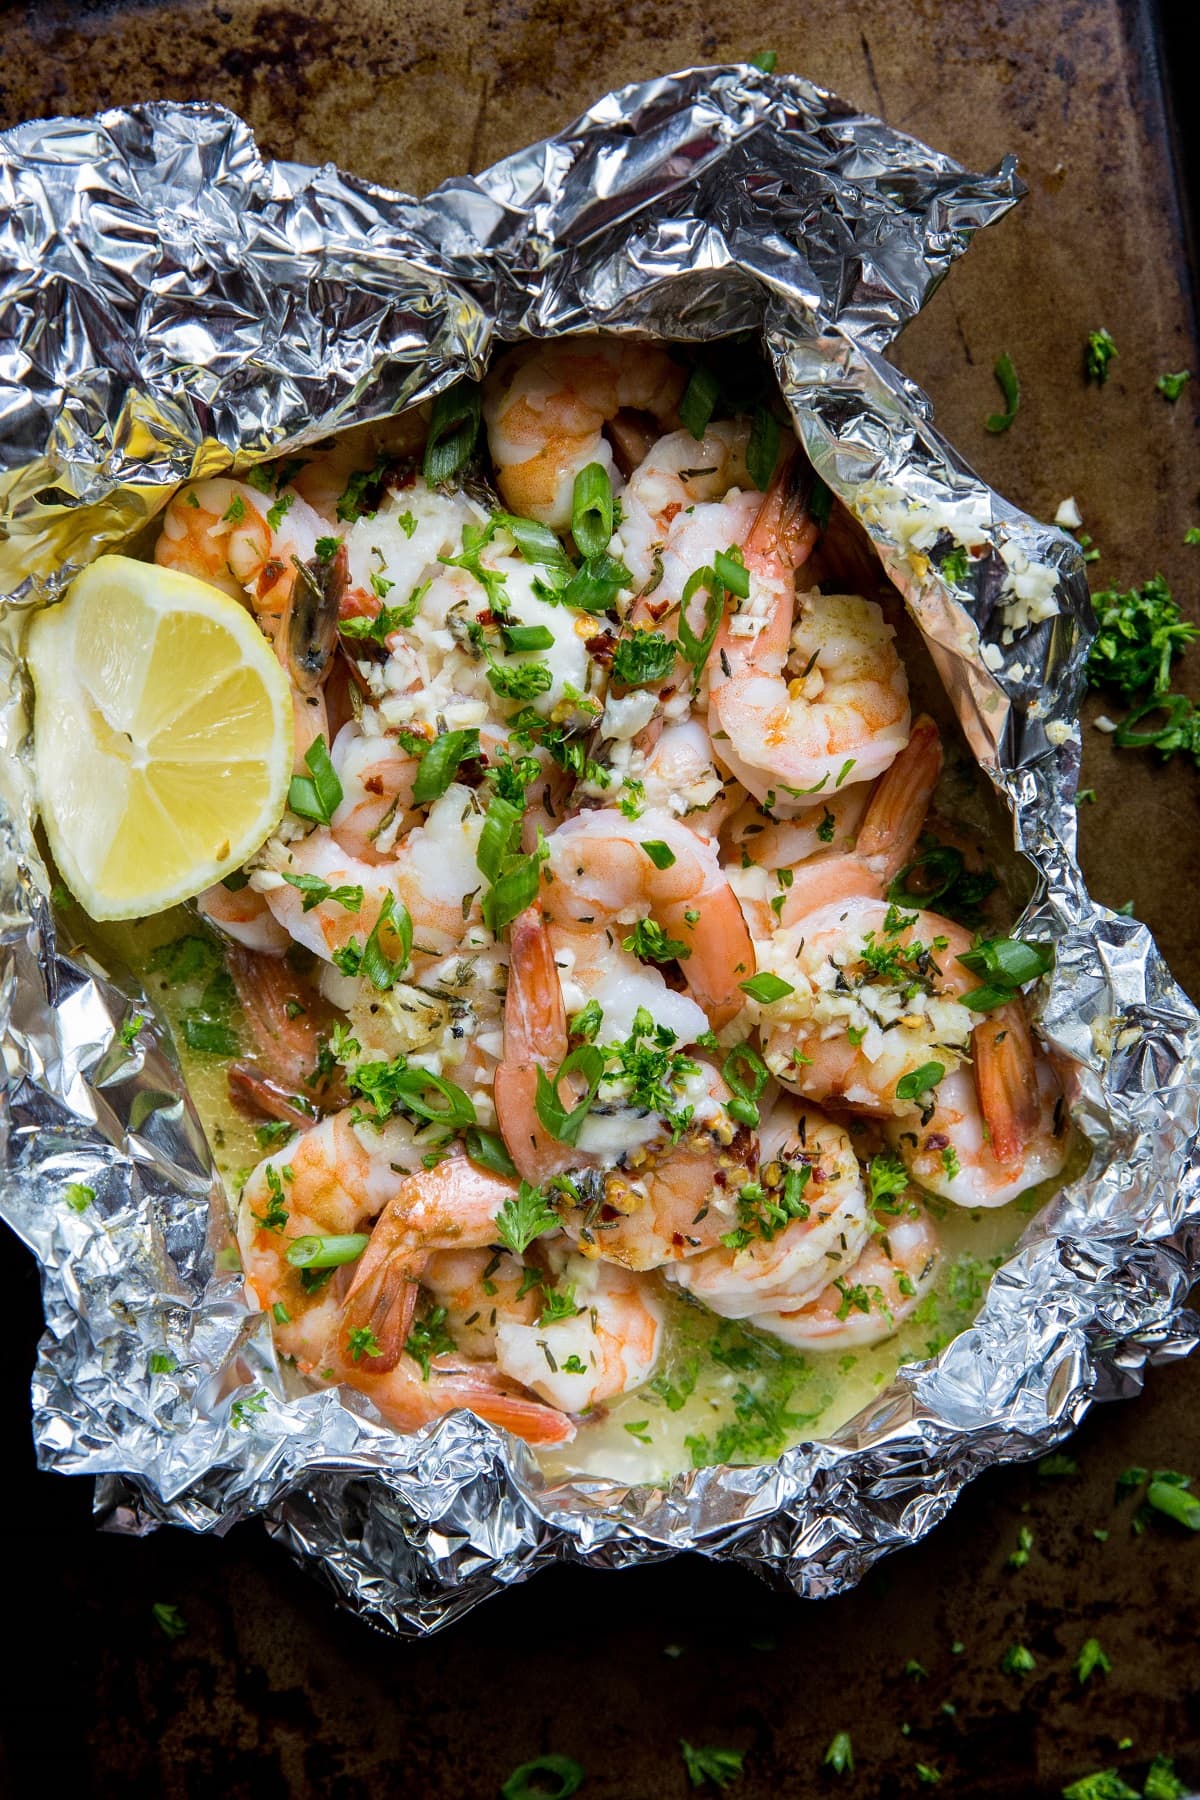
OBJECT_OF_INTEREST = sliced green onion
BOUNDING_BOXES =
[411,728,481,805]
[494,513,572,570]
[572,462,614,559]
[288,735,343,825]
[1112,693,1193,749]
[389,1068,477,1129]
[680,365,720,440]
[747,406,781,491]
[285,1233,370,1269]
[726,1095,760,1128]
[641,840,676,870]
[360,894,413,991]
[887,846,965,909]
[739,972,794,1003]
[464,1127,518,1178]
[535,1045,606,1145]
[896,1061,945,1102]
[477,794,524,883]
[723,1041,769,1101]
[678,565,725,669]
[957,937,1053,991]
[501,1756,585,1800]
[1146,1478,1200,1530]
[500,623,555,655]
[422,380,482,485]
[483,854,543,933]
[984,352,1020,434]
[714,545,749,599]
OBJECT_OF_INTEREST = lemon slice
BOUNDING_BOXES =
[29,553,292,921]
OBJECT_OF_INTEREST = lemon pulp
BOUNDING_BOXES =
[28,553,292,920]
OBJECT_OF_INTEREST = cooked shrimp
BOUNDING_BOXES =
[632,717,740,839]
[761,898,981,1121]
[197,878,290,955]
[338,1157,522,1369]
[755,1208,940,1350]
[891,1058,1068,1207]
[328,721,422,863]
[423,1246,664,1413]
[483,339,685,526]
[155,476,326,631]
[260,782,486,967]
[618,421,760,590]
[347,1351,575,1445]
[666,1098,871,1321]
[224,942,347,1108]
[237,1108,427,1371]
[706,454,909,805]
[541,805,756,1026]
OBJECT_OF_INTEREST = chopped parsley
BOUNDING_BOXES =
[823,1732,853,1775]
[64,1181,94,1213]
[1156,370,1191,403]
[405,1304,456,1379]
[495,1181,559,1256]
[1075,1636,1111,1684]
[1001,1642,1036,1677]
[1088,574,1198,697]
[622,919,691,963]
[612,630,678,687]
[151,1602,187,1641]
[1085,328,1118,384]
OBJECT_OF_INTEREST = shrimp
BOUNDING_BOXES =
[261,782,486,967]
[631,717,740,840]
[706,453,910,805]
[483,339,686,527]
[224,942,347,1112]
[327,720,422,863]
[423,1247,664,1414]
[754,1208,940,1350]
[540,806,756,1027]
[197,878,290,955]
[891,1059,1068,1208]
[238,1108,427,1371]
[618,422,760,590]
[494,908,754,1269]
[155,476,326,633]
[760,896,1054,1172]
[666,1098,872,1321]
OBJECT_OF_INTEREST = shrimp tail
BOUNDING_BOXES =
[973,999,1041,1167]
[745,444,821,571]
[429,1360,576,1445]
[855,714,943,882]
[225,944,348,1106]
[495,905,578,1182]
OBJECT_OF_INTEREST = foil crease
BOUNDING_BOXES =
[2,66,1199,1636]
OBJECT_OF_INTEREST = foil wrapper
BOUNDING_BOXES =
[3,67,1199,1636]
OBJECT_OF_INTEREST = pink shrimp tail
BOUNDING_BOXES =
[855,714,943,881]
[495,905,579,1182]
[973,999,1042,1167]
[225,945,348,1106]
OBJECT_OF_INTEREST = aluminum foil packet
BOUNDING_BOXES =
[2,66,1199,1636]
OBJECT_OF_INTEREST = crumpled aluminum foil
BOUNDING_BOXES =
[2,66,1199,1637]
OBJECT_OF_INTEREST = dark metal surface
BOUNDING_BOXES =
[2,2,1199,1795]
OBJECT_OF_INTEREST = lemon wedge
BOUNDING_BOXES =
[29,553,292,921]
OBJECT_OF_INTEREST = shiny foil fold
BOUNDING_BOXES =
[2,66,1198,1637]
